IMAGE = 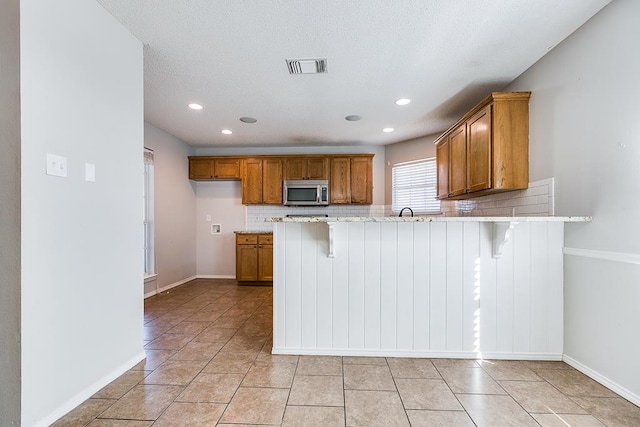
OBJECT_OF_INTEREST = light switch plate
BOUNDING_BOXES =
[85,162,96,182]
[46,153,68,177]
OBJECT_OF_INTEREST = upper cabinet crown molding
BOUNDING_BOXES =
[435,92,531,200]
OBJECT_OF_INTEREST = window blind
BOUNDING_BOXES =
[392,158,440,214]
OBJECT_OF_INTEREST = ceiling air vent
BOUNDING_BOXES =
[286,58,327,74]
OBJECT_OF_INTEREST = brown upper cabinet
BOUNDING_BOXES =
[191,154,373,205]
[188,156,240,180]
[284,157,329,180]
[435,92,530,199]
[241,158,283,205]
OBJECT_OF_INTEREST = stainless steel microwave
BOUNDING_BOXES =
[283,180,329,206]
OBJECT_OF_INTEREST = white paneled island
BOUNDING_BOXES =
[267,216,590,360]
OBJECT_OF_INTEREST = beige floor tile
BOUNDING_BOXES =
[343,356,387,365]
[343,364,396,391]
[152,402,226,426]
[530,413,606,427]
[297,355,343,376]
[282,405,346,427]
[387,357,441,379]
[478,360,542,381]
[211,316,249,329]
[202,350,257,374]
[92,382,137,400]
[431,358,480,368]
[437,366,506,394]
[186,310,226,322]
[536,369,619,397]
[143,333,193,350]
[571,396,640,426]
[192,327,238,343]
[395,378,463,410]
[499,380,587,413]
[288,375,344,406]
[406,410,475,427]
[131,349,176,371]
[345,390,409,427]
[166,321,211,336]
[457,394,539,427]
[51,399,115,426]
[520,360,575,371]
[254,353,299,366]
[170,341,224,361]
[143,325,171,341]
[241,363,297,388]
[142,360,206,385]
[219,387,289,425]
[99,384,183,421]
[223,335,268,352]
[177,372,244,403]
[87,420,152,426]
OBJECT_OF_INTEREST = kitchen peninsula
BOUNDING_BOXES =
[267,215,590,360]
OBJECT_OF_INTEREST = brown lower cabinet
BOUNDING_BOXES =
[235,232,273,283]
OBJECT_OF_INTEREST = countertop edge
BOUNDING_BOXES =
[265,216,592,223]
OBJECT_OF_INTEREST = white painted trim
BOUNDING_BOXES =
[33,351,146,427]
[272,347,562,361]
[563,247,640,265]
[196,274,236,279]
[563,355,640,407]
[144,275,197,299]
[143,273,157,283]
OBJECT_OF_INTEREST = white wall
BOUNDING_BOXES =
[20,1,144,425]
[505,0,640,403]
[144,123,197,292]
[196,181,246,277]
[194,145,386,276]
[0,0,21,424]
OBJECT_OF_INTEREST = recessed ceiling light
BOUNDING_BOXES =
[239,117,257,123]
[395,98,411,106]
[188,103,203,110]
[383,127,395,133]
[345,115,362,121]
[221,129,233,135]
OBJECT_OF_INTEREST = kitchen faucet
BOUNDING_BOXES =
[398,207,414,217]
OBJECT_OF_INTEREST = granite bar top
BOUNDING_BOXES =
[234,231,273,234]
[266,216,591,223]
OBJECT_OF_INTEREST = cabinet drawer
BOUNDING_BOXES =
[236,235,258,245]
[258,235,273,245]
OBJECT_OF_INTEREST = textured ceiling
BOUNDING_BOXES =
[96,0,610,147]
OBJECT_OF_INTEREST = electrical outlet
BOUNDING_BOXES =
[46,153,68,177]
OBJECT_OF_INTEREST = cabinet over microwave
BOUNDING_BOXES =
[283,180,329,206]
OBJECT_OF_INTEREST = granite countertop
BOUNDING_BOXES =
[266,216,592,223]
[234,231,273,234]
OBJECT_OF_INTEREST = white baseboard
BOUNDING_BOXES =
[563,247,640,265]
[34,351,146,427]
[196,274,236,279]
[563,355,640,407]
[271,347,562,361]
[144,275,197,299]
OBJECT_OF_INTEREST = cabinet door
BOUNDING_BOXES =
[330,157,351,204]
[258,240,273,282]
[189,158,214,179]
[213,158,241,179]
[350,157,372,204]
[306,157,329,180]
[466,105,492,193]
[242,158,263,204]
[436,138,450,199]
[284,158,306,180]
[262,158,283,204]
[448,124,467,197]
[236,244,258,281]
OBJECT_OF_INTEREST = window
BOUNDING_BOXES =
[392,158,440,214]
[143,148,155,276]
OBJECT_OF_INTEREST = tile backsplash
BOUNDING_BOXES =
[440,178,555,217]
[245,178,554,231]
